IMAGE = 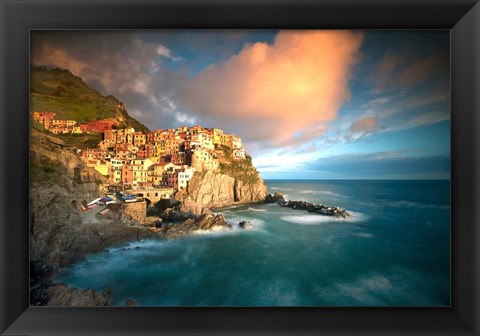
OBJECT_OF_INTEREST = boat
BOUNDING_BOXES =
[98,196,114,205]
[116,192,137,203]
[122,195,137,203]
[87,198,102,207]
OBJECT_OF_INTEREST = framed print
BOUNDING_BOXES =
[1,0,479,335]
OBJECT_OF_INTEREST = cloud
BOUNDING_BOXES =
[177,30,364,147]
[30,31,184,131]
[373,50,449,92]
[156,45,182,61]
[396,53,449,88]
[349,117,379,133]
[374,51,412,91]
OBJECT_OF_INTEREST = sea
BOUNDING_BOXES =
[55,179,451,307]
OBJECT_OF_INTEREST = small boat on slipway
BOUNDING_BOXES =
[116,192,137,203]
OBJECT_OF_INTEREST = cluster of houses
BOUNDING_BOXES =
[33,111,247,193]
[32,111,120,134]
[80,124,246,191]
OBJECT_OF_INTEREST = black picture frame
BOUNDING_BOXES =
[1,0,479,335]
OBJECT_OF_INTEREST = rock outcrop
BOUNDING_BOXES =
[45,284,112,307]
[279,200,350,218]
[239,221,253,229]
[265,192,286,203]
[160,209,232,239]
[175,170,267,215]
[30,130,156,306]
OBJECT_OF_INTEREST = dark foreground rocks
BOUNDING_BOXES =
[158,208,232,239]
[280,200,350,218]
[41,283,113,306]
[239,220,253,229]
[265,192,285,203]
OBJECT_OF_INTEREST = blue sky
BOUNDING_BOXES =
[31,30,450,179]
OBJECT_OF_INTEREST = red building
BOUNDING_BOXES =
[136,149,148,159]
[80,118,120,133]
[121,164,134,184]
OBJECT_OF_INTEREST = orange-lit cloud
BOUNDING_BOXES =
[349,117,379,133]
[178,30,364,146]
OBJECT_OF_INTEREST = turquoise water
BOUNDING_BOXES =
[56,180,450,306]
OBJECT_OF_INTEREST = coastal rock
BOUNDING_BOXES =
[234,179,268,204]
[160,207,195,222]
[175,170,267,215]
[265,192,285,204]
[265,194,276,203]
[46,283,112,306]
[124,299,138,307]
[273,192,285,203]
[29,133,159,306]
[239,221,253,229]
[279,200,350,218]
[162,211,232,239]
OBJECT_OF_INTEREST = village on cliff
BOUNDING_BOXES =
[32,111,247,204]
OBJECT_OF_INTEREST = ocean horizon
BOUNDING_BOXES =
[56,179,451,307]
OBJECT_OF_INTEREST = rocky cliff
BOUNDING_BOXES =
[30,129,156,306]
[174,170,268,215]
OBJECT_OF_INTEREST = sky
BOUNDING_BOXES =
[31,30,450,180]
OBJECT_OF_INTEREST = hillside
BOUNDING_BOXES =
[30,66,149,133]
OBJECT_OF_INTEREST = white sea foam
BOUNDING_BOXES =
[299,190,341,197]
[270,187,292,191]
[281,214,335,225]
[281,211,368,225]
[217,205,238,210]
[346,211,369,223]
[353,232,374,238]
[387,200,449,210]
[246,207,268,212]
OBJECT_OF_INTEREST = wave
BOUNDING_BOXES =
[281,214,334,225]
[299,190,342,197]
[319,268,449,306]
[270,187,292,191]
[216,205,238,210]
[387,200,449,210]
[352,232,374,238]
[281,211,368,225]
[248,207,268,212]
[106,239,174,254]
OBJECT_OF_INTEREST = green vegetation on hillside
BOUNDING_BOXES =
[217,146,259,184]
[57,133,103,149]
[30,66,149,133]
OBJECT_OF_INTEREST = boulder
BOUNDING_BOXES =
[124,299,138,307]
[273,192,285,203]
[239,221,253,229]
[264,193,275,203]
[162,212,232,239]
